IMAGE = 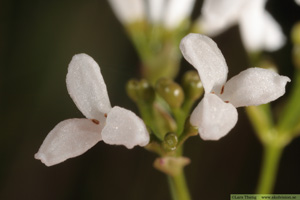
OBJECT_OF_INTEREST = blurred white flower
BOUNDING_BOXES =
[180,34,290,140]
[197,0,285,52]
[148,0,165,24]
[296,0,300,6]
[35,54,149,166]
[162,0,195,29]
[108,0,145,24]
[109,0,195,29]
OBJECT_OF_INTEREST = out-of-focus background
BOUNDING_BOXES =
[1,0,300,199]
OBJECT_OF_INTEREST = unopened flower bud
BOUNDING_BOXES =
[138,79,155,103]
[126,79,140,102]
[292,22,300,46]
[155,78,184,108]
[181,70,203,101]
[126,79,155,103]
[163,132,178,151]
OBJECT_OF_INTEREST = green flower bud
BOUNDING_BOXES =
[138,79,155,103]
[155,78,184,108]
[126,79,155,103]
[163,132,178,151]
[292,22,300,46]
[126,79,140,102]
[181,70,203,101]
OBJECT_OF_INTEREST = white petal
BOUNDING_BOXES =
[198,0,245,36]
[67,53,111,120]
[148,0,165,24]
[35,119,103,166]
[190,93,238,140]
[239,0,266,51]
[163,0,195,29]
[238,0,285,52]
[221,68,291,108]
[101,106,149,149]
[180,33,228,93]
[108,0,145,24]
[262,12,286,51]
[296,0,300,6]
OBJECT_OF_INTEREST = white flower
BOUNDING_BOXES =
[109,0,195,29]
[197,0,285,52]
[148,0,196,29]
[35,54,149,166]
[162,0,196,29]
[108,0,145,24]
[296,0,300,6]
[180,34,290,140]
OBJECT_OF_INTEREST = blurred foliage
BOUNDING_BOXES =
[0,0,300,200]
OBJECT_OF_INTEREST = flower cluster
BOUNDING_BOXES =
[35,33,290,166]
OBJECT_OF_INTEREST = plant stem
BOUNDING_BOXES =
[256,144,284,194]
[172,108,186,136]
[167,169,191,200]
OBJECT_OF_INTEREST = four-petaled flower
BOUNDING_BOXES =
[35,54,149,166]
[180,33,290,140]
[197,0,286,52]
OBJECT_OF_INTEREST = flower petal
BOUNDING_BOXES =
[262,11,286,51]
[108,0,145,24]
[67,53,112,120]
[35,118,103,166]
[221,68,291,108]
[101,106,149,149]
[163,0,195,29]
[199,0,245,36]
[148,0,165,24]
[239,0,266,51]
[180,33,228,93]
[190,93,238,140]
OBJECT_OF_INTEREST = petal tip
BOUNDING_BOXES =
[70,53,93,65]
[199,132,225,141]
[34,152,52,167]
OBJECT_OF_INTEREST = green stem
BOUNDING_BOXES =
[182,99,195,116]
[245,104,274,143]
[167,170,191,200]
[256,144,284,194]
[278,71,300,134]
[172,108,186,136]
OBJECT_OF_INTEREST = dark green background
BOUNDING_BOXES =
[1,0,300,199]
